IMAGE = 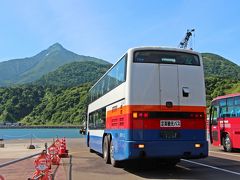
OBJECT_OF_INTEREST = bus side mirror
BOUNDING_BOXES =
[80,127,86,135]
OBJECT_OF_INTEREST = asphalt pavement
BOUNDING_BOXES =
[68,139,240,180]
[1,138,240,180]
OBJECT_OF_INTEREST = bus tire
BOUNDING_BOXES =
[223,134,232,152]
[87,133,90,147]
[88,134,94,153]
[89,148,94,153]
[103,135,110,164]
[110,140,121,167]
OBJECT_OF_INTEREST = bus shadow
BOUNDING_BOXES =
[122,159,194,179]
[122,156,240,179]
[93,151,194,179]
[227,149,240,153]
[213,147,240,153]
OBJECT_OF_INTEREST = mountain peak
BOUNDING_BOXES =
[0,43,110,86]
[47,43,64,52]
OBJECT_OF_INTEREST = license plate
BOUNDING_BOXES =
[160,120,181,127]
[160,130,180,139]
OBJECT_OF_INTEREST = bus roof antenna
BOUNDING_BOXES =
[179,29,195,49]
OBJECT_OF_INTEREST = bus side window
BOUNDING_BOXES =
[219,106,227,118]
[234,96,240,117]
[219,99,227,118]
[236,106,240,117]
[228,106,236,117]
[89,113,94,129]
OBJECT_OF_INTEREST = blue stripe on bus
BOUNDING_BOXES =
[89,135,103,153]
[88,129,208,161]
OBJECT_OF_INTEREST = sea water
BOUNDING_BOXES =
[0,128,84,140]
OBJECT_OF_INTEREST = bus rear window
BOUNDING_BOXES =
[134,50,200,66]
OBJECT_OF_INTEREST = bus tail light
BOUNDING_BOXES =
[143,112,149,118]
[134,112,204,119]
[190,113,204,119]
[132,112,149,119]
[134,144,145,149]
[133,112,138,118]
[195,143,201,148]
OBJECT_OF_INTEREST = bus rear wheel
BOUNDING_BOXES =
[223,134,232,152]
[110,140,121,167]
[103,135,110,164]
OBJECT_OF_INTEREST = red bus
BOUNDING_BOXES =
[209,93,240,152]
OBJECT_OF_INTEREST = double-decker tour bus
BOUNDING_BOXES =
[85,47,208,167]
[209,93,240,152]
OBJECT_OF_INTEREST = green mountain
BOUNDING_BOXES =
[21,85,90,125]
[202,53,240,79]
[0,61,111,124]
[0,84,91,125]
[202,53,240,106]
[0,85,45,123]
[35,61,112,87]
[225,83,240,94]
[0,43,109,86]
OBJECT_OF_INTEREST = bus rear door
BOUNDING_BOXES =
[160,65,179,110]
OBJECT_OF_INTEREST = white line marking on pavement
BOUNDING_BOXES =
[182,159,240,176]
[176,164,191,171]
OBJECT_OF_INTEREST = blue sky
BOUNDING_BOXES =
[0,0,239,64]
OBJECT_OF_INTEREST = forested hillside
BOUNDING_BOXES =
[205,76,238,106]
[0,84,91,125]
[0,86,45,123]
[202,53,240,79]
[36,61,111,87]
[21,85,90,125]
[202,53,240,106]
[0,61,110,124]
[225,83,240,94]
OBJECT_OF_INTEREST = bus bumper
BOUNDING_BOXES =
[114,140,208,161]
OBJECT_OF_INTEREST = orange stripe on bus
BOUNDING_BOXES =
[107,105,206,118]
